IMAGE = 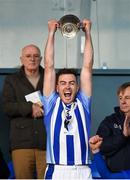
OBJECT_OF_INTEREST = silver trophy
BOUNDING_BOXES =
[59,14,81,39]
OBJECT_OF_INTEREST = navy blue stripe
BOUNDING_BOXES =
[66,135,74,165]
[75,107,86,164]
[44,164,54,179]
[53,100,63,164]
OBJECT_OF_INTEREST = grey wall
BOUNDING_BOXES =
[0,0,91,69]
[92,0,130,69]
[0,0,130,69]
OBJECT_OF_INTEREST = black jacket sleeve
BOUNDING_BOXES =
[2,75,32,118]
[97,116,128,157]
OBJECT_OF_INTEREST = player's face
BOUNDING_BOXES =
[56,74,78,104]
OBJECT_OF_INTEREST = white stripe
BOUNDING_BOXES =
[73,113,82,164]
[50,97,61,163]
[77,98,89,163]
[59,111,67,164]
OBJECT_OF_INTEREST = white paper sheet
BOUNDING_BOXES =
[25,90,42,104]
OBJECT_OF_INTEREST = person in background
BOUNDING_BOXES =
[97,82,130,172]
[89,135,130,179]
[0,148,10,179]
[42,18,93,179]
[2,44,46,179]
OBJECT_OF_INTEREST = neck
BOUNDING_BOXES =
[25,68,39,78]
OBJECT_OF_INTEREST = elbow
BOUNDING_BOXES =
[44,58,54,70]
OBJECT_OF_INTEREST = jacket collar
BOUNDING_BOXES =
[114,106,125,119]
[19,65,44,76]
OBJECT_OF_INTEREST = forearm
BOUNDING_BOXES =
[100,135,127,156]
[79,19,94,96]
[44,33,55,69]
[43,20,57,96]
[83,32,94,71]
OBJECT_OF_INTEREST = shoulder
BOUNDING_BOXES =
[76,90,91,110]
[97,111,122,134]
[42,92,59,114]
[97,112,116,130]
[77,90,91,101]
[101,109,122,126]
[4,70,20,82]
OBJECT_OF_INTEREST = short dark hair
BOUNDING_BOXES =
[56,68,78,84]
[117,82,130,95]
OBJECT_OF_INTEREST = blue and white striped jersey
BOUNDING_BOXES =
[42,90,91,165]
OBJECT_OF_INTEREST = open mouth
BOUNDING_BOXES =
[64,92,71,97]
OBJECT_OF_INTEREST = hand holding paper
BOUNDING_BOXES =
[25,91,42,106]
[25,91,44,118]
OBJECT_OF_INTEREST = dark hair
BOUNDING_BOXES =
[117,82,130,95]
[56,68,78,84]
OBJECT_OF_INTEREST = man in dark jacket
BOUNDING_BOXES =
[2,44,46,179]
[97,82,130,172]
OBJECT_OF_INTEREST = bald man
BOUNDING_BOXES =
[2,44,46,179]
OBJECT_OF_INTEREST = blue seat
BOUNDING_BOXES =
[89,161,101,179]
[8,161,15,179]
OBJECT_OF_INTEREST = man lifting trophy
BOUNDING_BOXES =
[42,15,94,180]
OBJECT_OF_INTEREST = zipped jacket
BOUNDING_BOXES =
[2,66,46,151]
[97,107,130,172]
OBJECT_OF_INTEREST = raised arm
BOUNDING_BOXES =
[43,20,59,97]
[80,19,94,97]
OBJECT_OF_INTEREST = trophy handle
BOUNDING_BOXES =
[77,22,85,32]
